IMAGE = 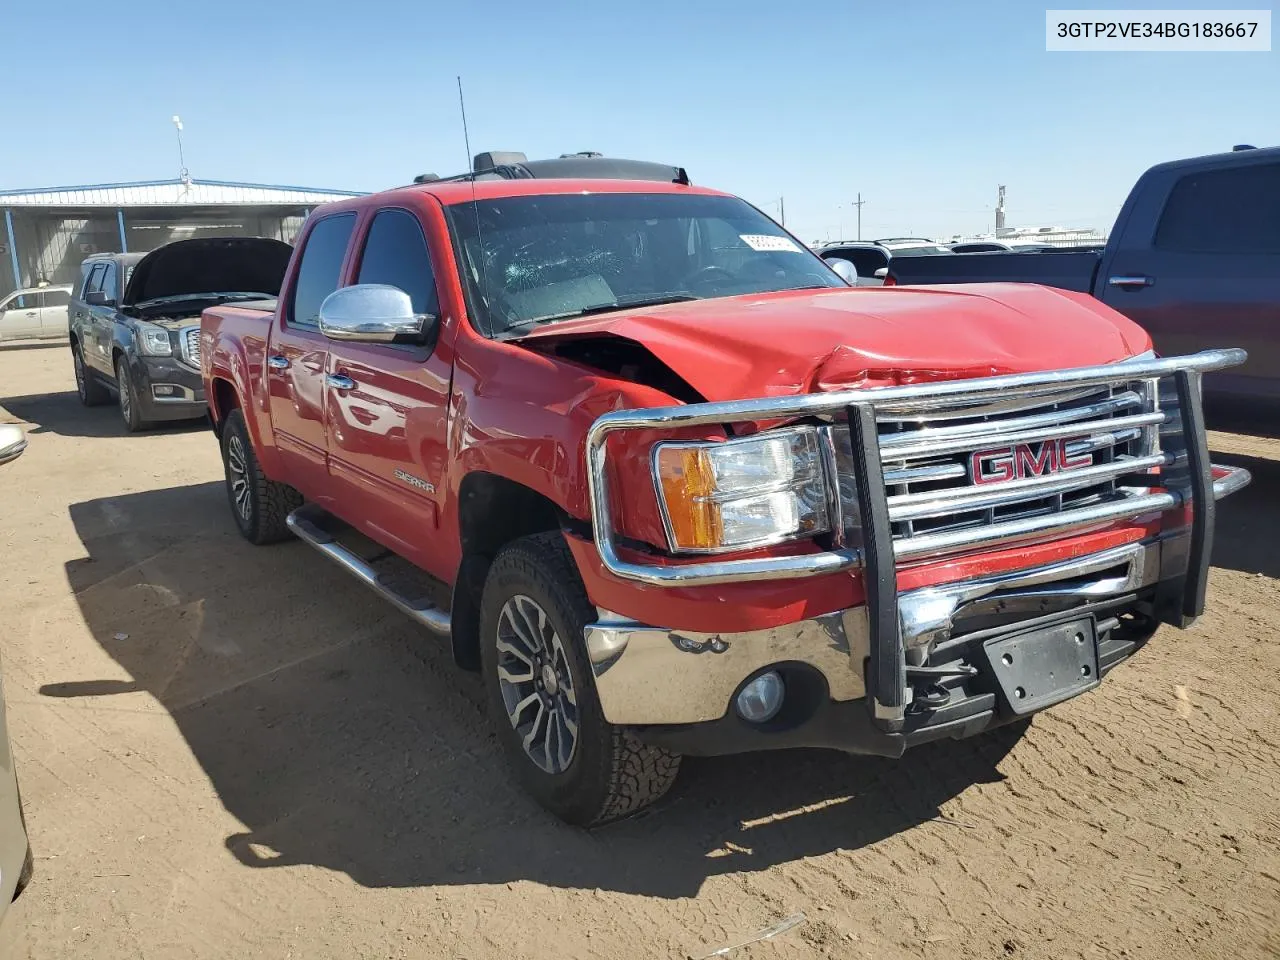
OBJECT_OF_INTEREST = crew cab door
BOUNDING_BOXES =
[324,206,454,581]
[265,212,357,500]
[83,262,119,374]
[0,292,39,340]
[1101,159,1280,401]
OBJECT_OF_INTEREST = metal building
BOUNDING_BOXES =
[0,178,364,299]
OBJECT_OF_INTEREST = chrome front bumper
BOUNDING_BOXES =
[585,538,1179,726]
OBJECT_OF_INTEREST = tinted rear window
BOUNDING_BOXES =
[1155,162,1280,253]
[824,248,887,276]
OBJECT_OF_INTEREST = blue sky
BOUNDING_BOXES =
[7,0,1276,242]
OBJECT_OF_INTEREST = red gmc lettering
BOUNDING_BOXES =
[970,438,1094,485]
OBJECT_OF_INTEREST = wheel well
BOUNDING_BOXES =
[211,378,240,436]
[449,472,565,670]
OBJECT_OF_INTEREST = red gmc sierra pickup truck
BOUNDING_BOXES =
[201,152,1249,826]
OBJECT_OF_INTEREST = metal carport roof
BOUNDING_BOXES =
[0,177,364,207]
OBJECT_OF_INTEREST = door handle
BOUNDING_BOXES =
[326,373,356,391]
[267,355,290,370]
[1108,275,1154,289]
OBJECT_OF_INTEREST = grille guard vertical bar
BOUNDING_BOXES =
[848,403,907,728]
[1173,369,1214,624]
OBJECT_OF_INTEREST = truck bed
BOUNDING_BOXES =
[888,249,1101,292]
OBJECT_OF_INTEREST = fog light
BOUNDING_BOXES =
[153,384,177,397]
[735,671,784,723]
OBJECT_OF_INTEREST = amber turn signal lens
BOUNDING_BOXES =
[655,446,722,550]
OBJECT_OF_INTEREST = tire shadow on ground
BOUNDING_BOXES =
[1,389,207,439]
[1205,447,1280,578]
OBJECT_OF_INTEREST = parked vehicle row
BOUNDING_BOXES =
[188,150,1249,826]
[885,145,1280,406]
[816,237,954,285]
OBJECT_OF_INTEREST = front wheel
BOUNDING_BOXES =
[480,532,681,826]
[115,356,148,432]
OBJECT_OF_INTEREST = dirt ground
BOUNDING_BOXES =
[0,343,1277,960]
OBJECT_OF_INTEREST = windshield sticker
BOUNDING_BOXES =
[740,234,803,253]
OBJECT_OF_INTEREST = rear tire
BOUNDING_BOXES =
[219,408,302,545]
[480,532,681,826]
[115,356,149,432]
[73,343,109,406]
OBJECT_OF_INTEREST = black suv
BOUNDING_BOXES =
[69,238,292,431]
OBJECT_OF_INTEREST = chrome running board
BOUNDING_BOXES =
[286,504,451,638]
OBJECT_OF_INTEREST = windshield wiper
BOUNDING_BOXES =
[575,293,699,316]
[498,293,700,339]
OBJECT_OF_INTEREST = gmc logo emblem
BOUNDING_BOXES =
[969,438,1093,485]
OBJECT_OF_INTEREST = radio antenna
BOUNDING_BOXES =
[457,76,492,325]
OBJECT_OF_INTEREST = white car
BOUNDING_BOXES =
[0,285,74,342]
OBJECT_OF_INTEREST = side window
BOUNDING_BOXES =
[84,264,107,296]
[100,263,118,302]
[355,209,440,316]
[44,289,70,309]
[1155,163,1280,254]
[290,213,357,328]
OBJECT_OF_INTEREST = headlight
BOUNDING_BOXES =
[652,426,830,553]
[136,323,173,356]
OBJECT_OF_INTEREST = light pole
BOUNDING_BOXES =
[172,115,190,184]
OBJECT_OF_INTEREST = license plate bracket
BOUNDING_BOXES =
[983,616,1100,716]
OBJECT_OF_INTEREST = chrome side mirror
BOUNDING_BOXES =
[0,424,27,467]
[826,258,858,285]
[318,284,433,343]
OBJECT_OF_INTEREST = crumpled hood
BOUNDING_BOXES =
[122,237,293,306]
[520,284,1152,402]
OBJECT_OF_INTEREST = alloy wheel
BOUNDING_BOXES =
[73,350,86,401]
[495,594,580,775]
[226,434,252,522]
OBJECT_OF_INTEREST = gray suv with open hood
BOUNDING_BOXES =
[69,237,293,431]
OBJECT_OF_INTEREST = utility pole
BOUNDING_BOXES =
[853,192,865,240]
[779,196,785,227]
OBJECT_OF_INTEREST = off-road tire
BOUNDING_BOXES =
[220,408,302,545]
[73,342,110,406]
[480,532,681,826]
[115,356,149,432]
